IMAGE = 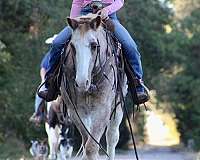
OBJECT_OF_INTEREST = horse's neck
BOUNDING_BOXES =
[97,28,110,63]
[92,28,114,79]
[64,46,76,77]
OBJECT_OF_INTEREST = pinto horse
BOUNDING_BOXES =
[45,98,73,160]
[61,14,127,160]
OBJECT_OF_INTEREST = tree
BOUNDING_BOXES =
[168,7,200,149]
[0,0,71,144]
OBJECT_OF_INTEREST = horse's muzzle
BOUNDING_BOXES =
[88,84,98,93]
[75,79,91,92]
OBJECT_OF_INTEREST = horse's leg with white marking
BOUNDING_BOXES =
[106,106,123,160]
[70,113,89,158]
[45,123,55,160]
[45,119,57,159]
[76,123,88,157]
[50,125,59,157]
[82,110,110,160]
[82,130,104,160]
[79,130,88,159]
[47,125,60,160]
[45,102,57,160]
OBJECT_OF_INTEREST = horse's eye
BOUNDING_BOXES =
[70,43,76,54]
[70,43,75,50]
[90,42,97,50]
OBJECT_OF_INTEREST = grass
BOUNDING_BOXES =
[0,138,31,160]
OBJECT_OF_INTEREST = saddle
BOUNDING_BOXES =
[88,1,115,32]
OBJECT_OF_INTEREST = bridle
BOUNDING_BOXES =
[65,28,116,94]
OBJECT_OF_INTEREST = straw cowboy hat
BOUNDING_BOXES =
[45,34,58,44]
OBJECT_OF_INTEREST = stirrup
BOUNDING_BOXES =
[37,81,46,95]
[141,83,150,96]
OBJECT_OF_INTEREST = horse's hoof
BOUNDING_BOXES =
[48,154,56,160]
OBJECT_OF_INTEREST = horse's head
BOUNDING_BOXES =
[67,14,102,92]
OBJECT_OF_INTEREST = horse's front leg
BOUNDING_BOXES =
[82,108,110,160]
[45,123,59,160]
[45,102,60,160]
[106,106,123,160]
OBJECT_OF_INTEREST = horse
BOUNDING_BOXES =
[45,97,73,160]
[60,14,128,160]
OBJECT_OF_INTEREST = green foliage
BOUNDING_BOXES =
[167,8,200,149]
[0,137,30,159]
[119,0,173,82]
[0,0,71,144]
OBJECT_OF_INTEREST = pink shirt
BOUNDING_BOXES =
[70,0,124,18]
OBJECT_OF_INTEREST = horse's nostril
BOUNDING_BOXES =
[75,82,79,88]
[75,80,89,89]
[86,80,89,87]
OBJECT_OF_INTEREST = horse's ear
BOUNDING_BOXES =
[90,16,101,30]
[67,17,79,30]
[43,138,48,144]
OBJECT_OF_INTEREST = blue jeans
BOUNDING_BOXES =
[47,27,72,75]
[47,6,143,80]
[34,85,46,117]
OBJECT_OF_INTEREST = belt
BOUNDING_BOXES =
[84,1,110,10]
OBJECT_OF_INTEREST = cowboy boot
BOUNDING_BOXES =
[123,56,150,104]
[38,74,60,102]
[136,80,150,104]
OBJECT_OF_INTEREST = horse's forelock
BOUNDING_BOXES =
[74,15,102,36]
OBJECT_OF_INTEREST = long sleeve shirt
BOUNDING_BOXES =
[70,0,124,18]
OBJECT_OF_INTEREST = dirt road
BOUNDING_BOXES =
[73,147,195,160]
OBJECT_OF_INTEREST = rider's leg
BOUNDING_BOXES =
[110,15,149,103]
[38,27,72,101]
[29,85,46,124]
[47,26,72,75]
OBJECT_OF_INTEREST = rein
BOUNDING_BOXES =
[108,33,140,160]
[61,78,109,157]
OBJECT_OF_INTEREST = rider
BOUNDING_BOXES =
[29,35,57,124]
[38,0,149,103]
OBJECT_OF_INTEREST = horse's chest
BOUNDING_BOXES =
[76,93,98,107]
[77,90,114,106]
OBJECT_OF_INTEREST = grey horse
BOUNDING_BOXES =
[61,14,127,160]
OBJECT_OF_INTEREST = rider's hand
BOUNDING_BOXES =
[97,8,109,20]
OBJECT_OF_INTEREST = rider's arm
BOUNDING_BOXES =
[40,67,46,82]
[104,0,124,15]
[40,51,49,82]
[70,0,84,18]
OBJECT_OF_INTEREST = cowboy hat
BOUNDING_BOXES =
[45,34,58,44]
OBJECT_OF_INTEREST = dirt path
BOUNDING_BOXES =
[104,147,194,160]
[73,147,195,160]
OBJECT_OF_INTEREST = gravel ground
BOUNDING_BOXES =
[72,147,196,160]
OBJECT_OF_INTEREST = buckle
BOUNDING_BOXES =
[90,1,103,10]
